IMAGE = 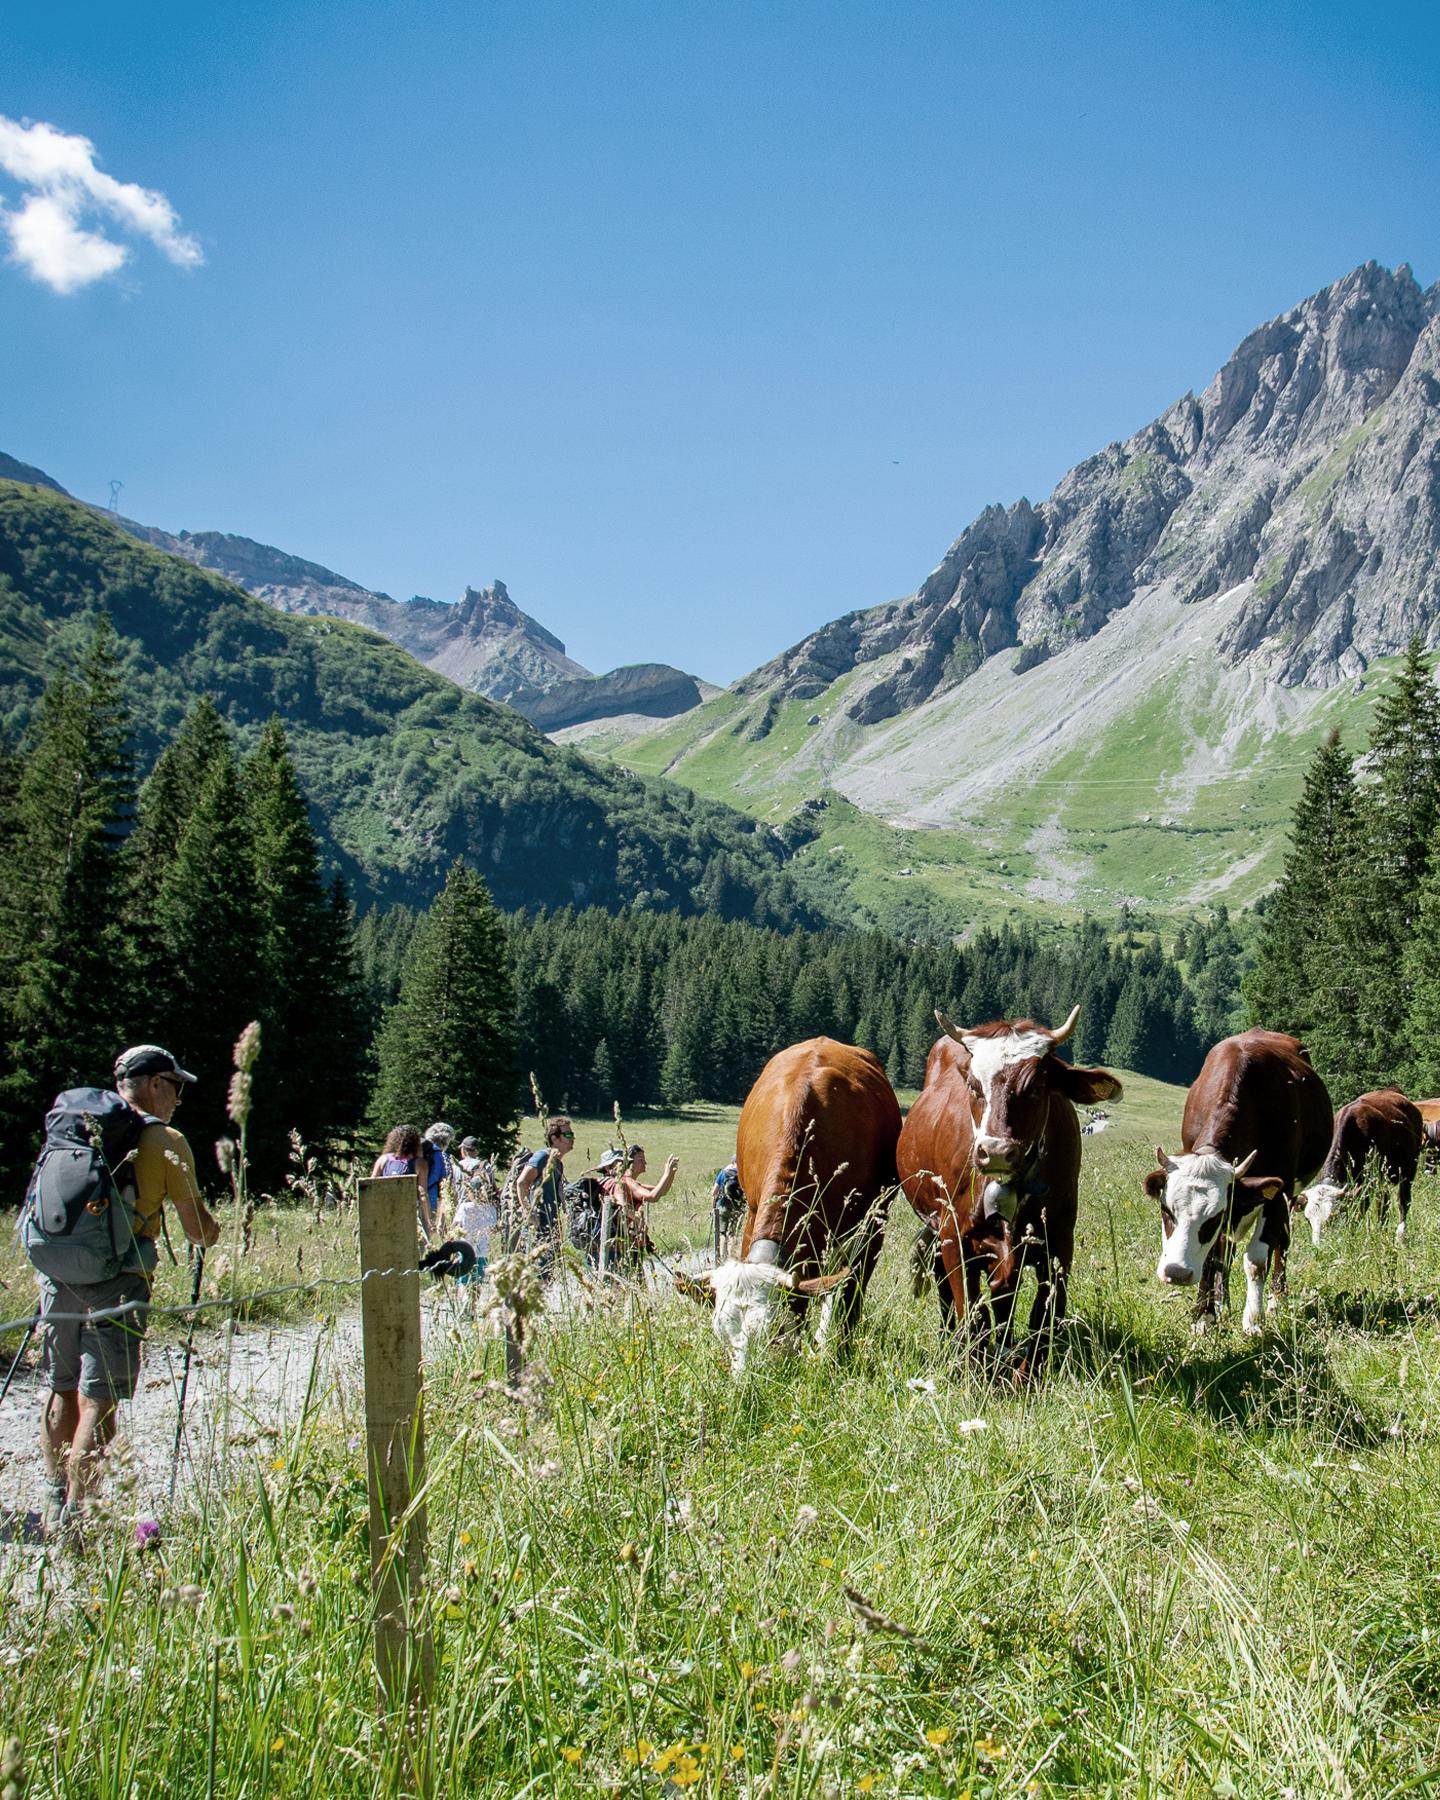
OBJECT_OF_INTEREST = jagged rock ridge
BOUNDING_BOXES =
[0,461,710,732]
[745,261,1440,724]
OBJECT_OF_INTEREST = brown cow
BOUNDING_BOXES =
[1299,1089,1423,1246]
[1144,1029,1332,1331]
[687,1037,901,1374]
[897,1006,1122,1372]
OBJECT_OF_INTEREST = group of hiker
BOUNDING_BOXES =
[13,1032,742,1545]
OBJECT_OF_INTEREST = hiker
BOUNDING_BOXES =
[711,1156,745,1259]
[451,1136,497,1282]
[514,1116,574,1281]
[421,1122,455,1242]
[608,1143,678,1263]
[370,1124,428,1228]
[29,1044,220,1539]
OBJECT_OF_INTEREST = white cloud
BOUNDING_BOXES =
[0,115,203,294]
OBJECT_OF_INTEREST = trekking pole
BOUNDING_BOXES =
[168,1245,206,1507]
[0,1318,38,1408]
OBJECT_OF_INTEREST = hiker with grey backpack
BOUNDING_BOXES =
[20,1044,220,1541]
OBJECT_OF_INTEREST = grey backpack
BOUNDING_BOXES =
[20,1088,157,1285]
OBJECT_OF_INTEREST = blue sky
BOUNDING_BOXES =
[2,1,1438,683]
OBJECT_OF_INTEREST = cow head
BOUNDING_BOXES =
[1298,1179,1346,1247]
[936,1005,1124,1213]
[1144,1146,1285,1284]
[678,1241,851,1374]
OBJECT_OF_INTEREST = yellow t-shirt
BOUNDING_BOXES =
[130,1123,202,1242]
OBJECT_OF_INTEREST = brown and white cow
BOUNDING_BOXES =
[686,1037,901,1374]
[1299,1089,1423,1246]
[897,1006,1122,1372]
[1144,1029,1332,1331]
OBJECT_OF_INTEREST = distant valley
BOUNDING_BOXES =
[606,261,1440,931]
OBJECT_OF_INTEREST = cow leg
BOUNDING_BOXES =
[933,1216,970,1342]
[1192,1237,1226,1331]
[1240,1211,1273,1334]
[1396,1174,1412,1243]
[1265,1200,1289,1316]
[1018,1214,1075,1378]
[815,1220,885,1356]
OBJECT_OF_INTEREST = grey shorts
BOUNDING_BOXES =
[38,1272,151,1401]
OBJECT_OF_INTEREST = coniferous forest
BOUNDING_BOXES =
[12,616,1438,1198]
[0,613,1238,1194]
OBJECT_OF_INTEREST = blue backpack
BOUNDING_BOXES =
[20,1088,157,1285]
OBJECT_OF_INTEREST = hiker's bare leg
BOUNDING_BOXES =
[66,1397,119,1504]
[40,1390,80,1484]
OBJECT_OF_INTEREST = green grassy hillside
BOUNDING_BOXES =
[610,598,1387,934]
[0,481,816,922]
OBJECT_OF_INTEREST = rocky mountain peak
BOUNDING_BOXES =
[748,260,1440,723]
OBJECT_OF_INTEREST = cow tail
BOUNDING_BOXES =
[909,1222,936,1299]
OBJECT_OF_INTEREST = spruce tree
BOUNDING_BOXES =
[150,747,267,1173]
[370,860,517,1150]
[243,720,365,1175]
[1341,637,1440,1086]
[1243,731,1360,1046]
[0,616,136,1176]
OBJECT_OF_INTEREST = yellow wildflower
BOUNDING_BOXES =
[740,1660,757,1680]
[559,1746,581,1765]
[925,1726,952,1746]
[270,1736,285,1754]
[858,1778,877,1795]
[729,1744,745,1760]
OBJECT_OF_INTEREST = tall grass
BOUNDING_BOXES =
[3,1130,1440,1795]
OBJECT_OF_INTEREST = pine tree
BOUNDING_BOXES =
[0,616,136,1177]
[243,721,365,1175]
[370,860,517,1150]
[149,747,266,1173]
[1340,637,1440,1086]
[1243,731,1360,1046]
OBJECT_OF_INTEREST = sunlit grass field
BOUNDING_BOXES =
[4,1076,1440,1796]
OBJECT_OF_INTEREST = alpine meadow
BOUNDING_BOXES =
[5,33,1440,1790]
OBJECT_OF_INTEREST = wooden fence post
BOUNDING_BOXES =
[358,1176,434,1715]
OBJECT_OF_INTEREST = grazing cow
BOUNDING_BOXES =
[1299,1089,1423,1246]
[897,1006,1123,1373]
[683,1037,901,1374]
[1144,1030,1332,1331]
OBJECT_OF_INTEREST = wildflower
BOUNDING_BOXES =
[272,1604,296,1622]
[905,1376,936,1394]
[858,1779,877,1794]
[445,1584,463,1605]
[271,1458,286,1473]
[134,1519,161,1552]
[925,1726,952,1746]
[956,1418,988,1435]
[618,1543,638,1566]
[559,1747,582,1765]
[740,1660,757,1680]
[795,1504,820,1533]
[729,1745,745,1760]
[781,1649,803,1681]
[297,1570,318,1596]
[459,1531,472,1547]
[179,1584,204,1610]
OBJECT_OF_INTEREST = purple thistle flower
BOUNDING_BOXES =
[135,1519,161,1551]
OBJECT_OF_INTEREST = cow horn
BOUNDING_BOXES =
[935,1008,969,1043]
[1050,1005,1080,1045]
[1156,1143,1179,1172]
[1232,1148,1258,1178]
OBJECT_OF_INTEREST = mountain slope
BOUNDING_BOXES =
[617,262,1436,925]
[0,480,816,925]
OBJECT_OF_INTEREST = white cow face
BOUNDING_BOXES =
[1300,1180,1345,1247]
[682,1242,851,1375]
[1143,1146,1281,1286]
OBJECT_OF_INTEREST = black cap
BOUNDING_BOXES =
[114,1044,197,1084]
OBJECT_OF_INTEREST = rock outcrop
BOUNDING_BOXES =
[749,261,1440,720]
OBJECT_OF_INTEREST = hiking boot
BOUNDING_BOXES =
[40,1481,66,1540]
